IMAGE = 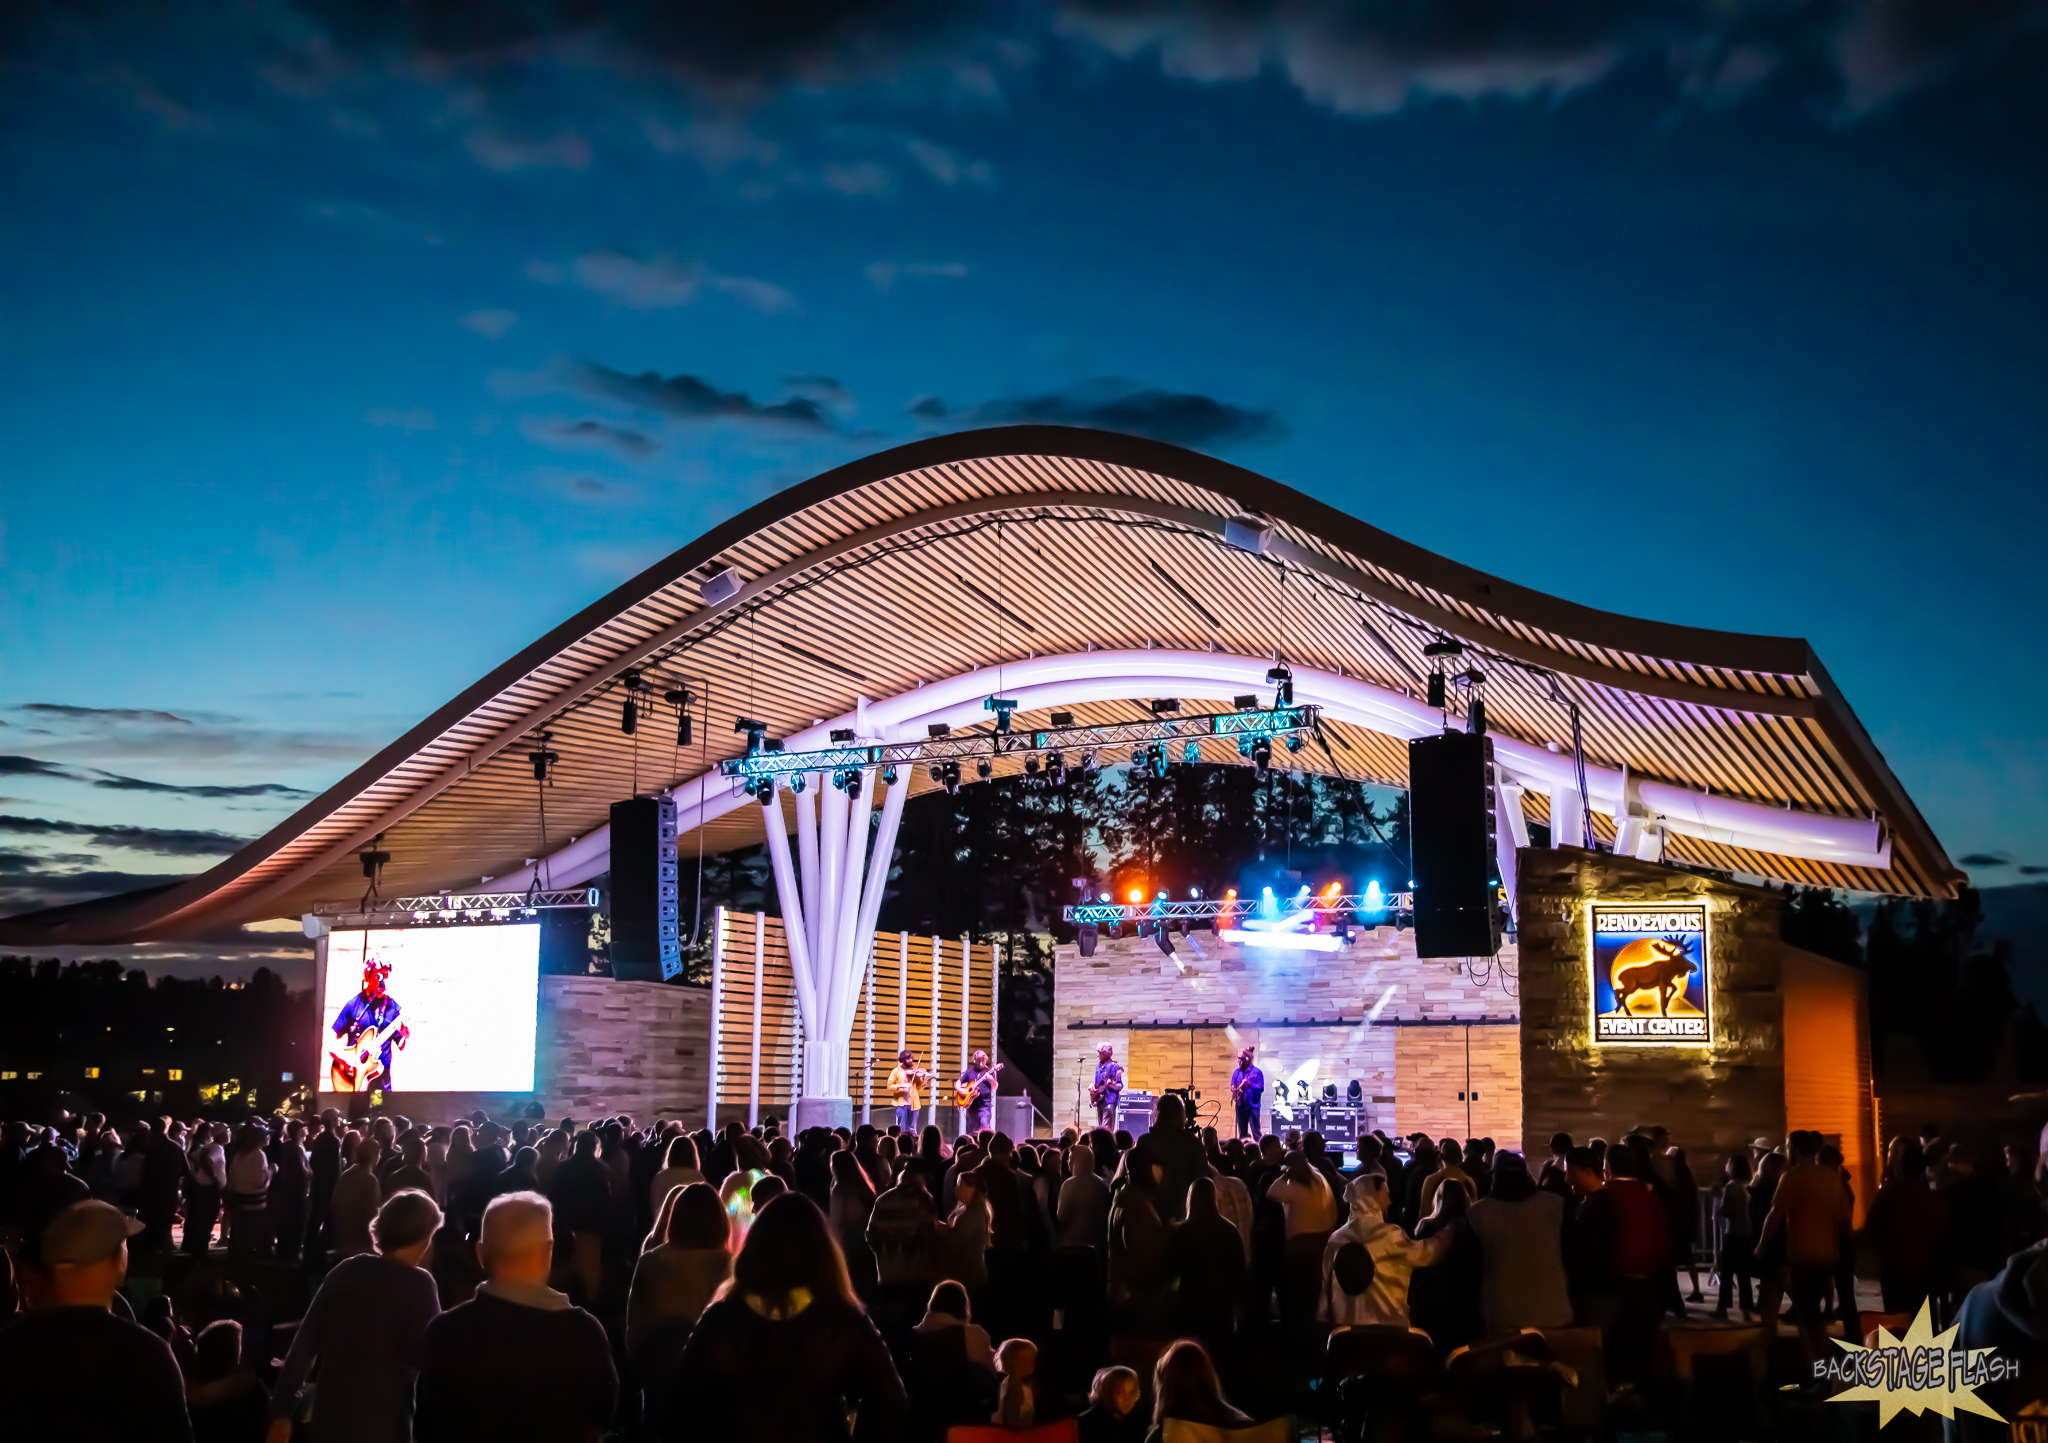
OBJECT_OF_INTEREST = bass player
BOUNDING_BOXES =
[1089,1042,1126,1128]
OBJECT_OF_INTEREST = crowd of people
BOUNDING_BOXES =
[2,1102,2048,1441]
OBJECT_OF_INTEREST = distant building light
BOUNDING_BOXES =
[83,1067,99,1079]
[0,1071,15,1080]
[167,1069,183,1081]
[281,1072,294,1083]
[26,1072,41,1080]
[141,1068,156,1076]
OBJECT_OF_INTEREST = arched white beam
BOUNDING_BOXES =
[483,649,1889,892]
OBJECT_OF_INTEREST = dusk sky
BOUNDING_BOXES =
[3,2,2046,925]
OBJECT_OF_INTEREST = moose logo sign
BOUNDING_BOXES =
[1591,904,1710,1044]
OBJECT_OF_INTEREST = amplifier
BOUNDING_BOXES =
[1114,1091,1155,1136]
[994,1096,1036,1140]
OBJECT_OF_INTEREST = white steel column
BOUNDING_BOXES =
[748,912,764,1129]
[709,906,726,1131]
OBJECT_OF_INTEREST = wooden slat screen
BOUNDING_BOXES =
[715,911,995,1113]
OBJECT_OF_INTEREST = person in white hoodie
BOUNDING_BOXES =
[1318,1173,1454,1328]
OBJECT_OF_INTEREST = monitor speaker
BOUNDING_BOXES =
[610,796,681,981]
[1408,731,1503,959]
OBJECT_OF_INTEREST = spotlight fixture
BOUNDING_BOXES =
[1045,750,1065,784]
[1285,732,1305,753]
[1234,694,1259,710]
[880,765,898,784]
[976,758,993,781]
[1153,747,1170,779]
[1150,698,1181,714]
[1182,741,1200,765]
[1080,749,1099,774]
[1266,665,1294,706]
[941,760,962,795]
[664,690,694,747]
[733,718,769,752]
[984,696,1020,733]
[1024,755,1041,777]
[929,763,945,782]
[1252,737,1273,772]
[1050,711,1074,727]
[788,774,806,793]
[527,735,559,782]
[927,723,951,738]
[831,728,856,743]
[832,768,860,793]
[358,836,390,880]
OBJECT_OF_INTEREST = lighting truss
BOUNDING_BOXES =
[312,888,601,927]
[718,704,1321,786]
[1061,892,1414,924]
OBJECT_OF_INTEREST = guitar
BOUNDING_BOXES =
[1231,1070,1259,1101]
[1089,1066,1125,1109]
[954,1062,1003,1108]
[329,1015,408,1093]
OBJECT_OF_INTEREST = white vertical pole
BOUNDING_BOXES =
[929,935,940,1132]
[897,933,908,1053]
[961,933,971,1069]
[748,912,764,1129]
[709,906,726,1131]
[862,952,875,1124]
[796,781,821,960]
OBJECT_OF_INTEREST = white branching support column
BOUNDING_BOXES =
[761,718,909,1131]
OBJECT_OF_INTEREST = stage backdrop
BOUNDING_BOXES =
[710,908,997,1130]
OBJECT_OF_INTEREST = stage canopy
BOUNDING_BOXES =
[0,426,1960,947]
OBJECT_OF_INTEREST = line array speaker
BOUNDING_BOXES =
[609,796,681,981]
[1408,730,1504,959]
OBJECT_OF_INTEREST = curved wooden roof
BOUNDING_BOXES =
[0,426,1957,943]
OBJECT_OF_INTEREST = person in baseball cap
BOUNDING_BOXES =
[0,1202,192,1442]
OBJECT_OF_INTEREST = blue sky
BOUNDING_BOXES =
[3,2,2046,918]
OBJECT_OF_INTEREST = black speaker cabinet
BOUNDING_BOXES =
[1408,731,1504,959]
[609,796,680,981]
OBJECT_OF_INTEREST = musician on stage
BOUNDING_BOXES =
[887,1047,928,1134]
[956,1049,999,1135]
[329,953,409,1093]
[1229,1045,1265,1141]
[1091,1042,1125,1128]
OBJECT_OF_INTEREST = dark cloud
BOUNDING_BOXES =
[0,869,190,915]
[15,703,195,725]
[0,848,99,874]
[566,362,834,429]
[520,415,660,458]
[0,756,69,778]
[1960,852,2011,867]
[917,377,1281,447]
[2023,865,2048,876]
[0,815,248,858]
[1054,0,2048,118]
[0,753,308,800]
[87,775,311,800]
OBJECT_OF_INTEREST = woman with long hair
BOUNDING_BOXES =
[664,1193,906,1441]
[648,1135,705,1218]
[628,1183,735,1427]
[830,1149,881,1295]
[1147,1339,1250,1442]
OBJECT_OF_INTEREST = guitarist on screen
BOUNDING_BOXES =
[1229,1045,1265,1141]
[329,953,410,1094]
[1089,1042,1125,1128]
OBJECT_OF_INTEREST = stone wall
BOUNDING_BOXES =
[1515,847,1785,1176]
[320,976,711,1126]
[1051,924,1519,1140]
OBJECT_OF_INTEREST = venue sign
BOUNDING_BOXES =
[1589,904,1710,1045]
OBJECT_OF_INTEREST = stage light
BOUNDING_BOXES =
[1266,665,1294,705]
[942,761,962,795]
[1225,889,1237,899]
[929,763,944,782]
[1045,751,1066,784]
[985,696,1019,733]
[527,739,559,782]
[1024,755,1040,777]
[831,728,856,743]
[1156,929,1176,956]
[788,774,806,793]
[1285,732,1305,753]
[832,768,860,793]
[976,758,992,781]
[1151,698,1180,714]
[1081,750,1098,774]
[1190,887,1202,899]
[928,723,951,738]
[734,718,768,752]
[1234,694,1258,710]
[1363,880,1385,911]
[1252,737,1273,772]
[1129,888,1144,904]
[880,766,898,784]
[1078,924,1098,957]
[1100,892,1112,902]
[1050,711,1074,727]
[1182,741,1200,765]
[1221,928,1342,952]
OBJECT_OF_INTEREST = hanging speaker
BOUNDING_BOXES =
[1408,731,1502,959]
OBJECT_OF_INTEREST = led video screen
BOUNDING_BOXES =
[322,924,540,1093]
